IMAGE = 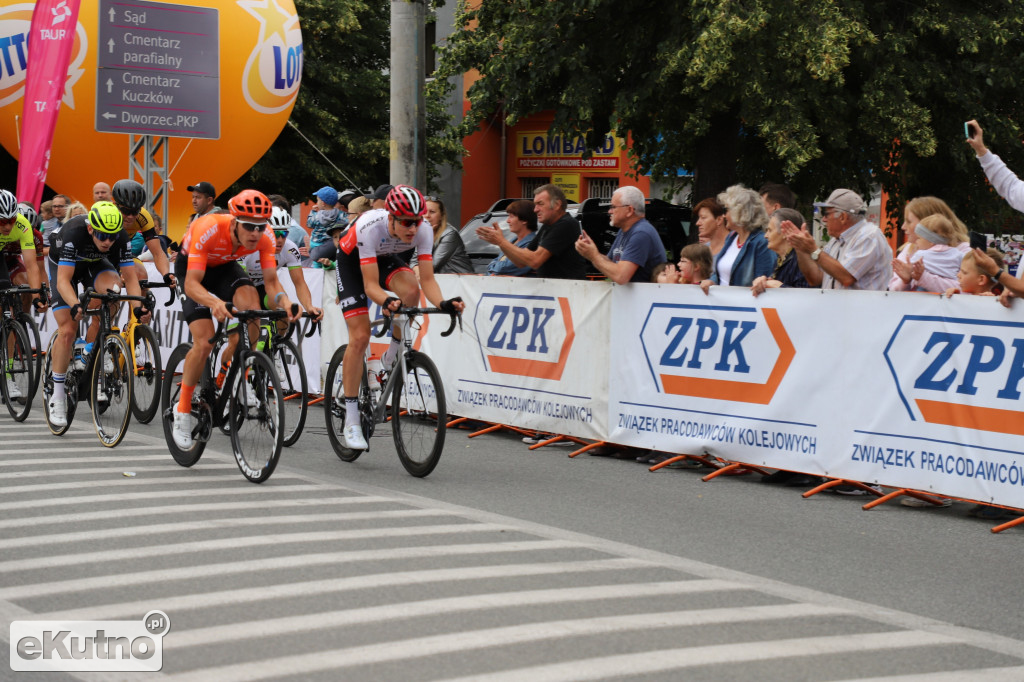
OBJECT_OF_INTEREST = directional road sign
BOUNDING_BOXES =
[95,0,219,139]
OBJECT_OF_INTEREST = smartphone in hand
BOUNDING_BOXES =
[965,122,978,139]
[969,230,987,251]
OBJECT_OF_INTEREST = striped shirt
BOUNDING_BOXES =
[821,219,892,291]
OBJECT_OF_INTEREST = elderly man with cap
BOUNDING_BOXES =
[187,181,218,225]
[782,188,892,291]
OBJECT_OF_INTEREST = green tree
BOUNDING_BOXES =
[228,0,391,205]
[436,0,1024,233]
[230,0,465,205]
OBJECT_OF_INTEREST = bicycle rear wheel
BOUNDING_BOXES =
[42,332,78,435]
[274,337,308,446]
[324,344,372,462]
[15,312,42,402]
[1,321,33,421]
[391,351,446,477]
[129,324,162,423]
[229,350,283,482]
[161,342,207,466]
[91,333,133,447]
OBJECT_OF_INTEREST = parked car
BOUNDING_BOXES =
[458,199,580,274]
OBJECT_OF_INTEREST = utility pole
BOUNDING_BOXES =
[390,0,427,189]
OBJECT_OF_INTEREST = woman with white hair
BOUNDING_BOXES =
[700,184,776,291]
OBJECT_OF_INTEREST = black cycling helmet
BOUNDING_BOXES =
[0,189,17,220]
[111,179,146,213]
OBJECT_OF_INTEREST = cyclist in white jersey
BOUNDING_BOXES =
[334,185,464,450]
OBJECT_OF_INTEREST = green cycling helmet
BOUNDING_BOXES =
[88,201,124,234]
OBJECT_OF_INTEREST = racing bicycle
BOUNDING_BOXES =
[324,305,460,477]
[161,305,292,483]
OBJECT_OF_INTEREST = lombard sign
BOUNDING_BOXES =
[515,131,620,172]
[639,303,795,404]
[885,315,1024,436]
[473,293,575,381]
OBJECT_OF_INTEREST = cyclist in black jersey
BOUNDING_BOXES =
[46,201,148,427]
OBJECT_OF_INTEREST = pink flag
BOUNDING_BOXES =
[16,0,81,208]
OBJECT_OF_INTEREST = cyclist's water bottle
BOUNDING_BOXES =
[366,356,383,403]
[255,323,272,352]
[72,338,87,372]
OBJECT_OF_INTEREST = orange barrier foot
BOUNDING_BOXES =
[446,416,471,429]
[528,434,587,451]
[569,441,606,458]
[991,514,1024,534]
[468,424,503,438]
[802,478,844,498]
[649,455,686,471]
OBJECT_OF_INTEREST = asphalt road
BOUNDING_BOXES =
[1,390,1023,681]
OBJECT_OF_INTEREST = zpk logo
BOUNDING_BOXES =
[639,304,794,404]
[473,293,574,380]
[885,315,1024,436]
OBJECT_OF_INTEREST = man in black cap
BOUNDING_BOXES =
[370,184,393,210]
[186,181,218,225]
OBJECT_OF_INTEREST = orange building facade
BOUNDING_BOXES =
[459,109,651,222]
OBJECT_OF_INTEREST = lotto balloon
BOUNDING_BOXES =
[0,0,302,239]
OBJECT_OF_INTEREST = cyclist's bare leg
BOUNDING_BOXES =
[51,307,76,376]
[232,284,261,346]
[342,314,370,398]
[181,318,215,394]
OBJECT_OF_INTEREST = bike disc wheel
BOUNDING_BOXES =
[391,351,446,477]
[161,342,206,466]
[15,312,42,402]
[324,344,368,462]
[91,334,133,447]
[229,351,283,483]
[1,322,33,421]
[275,337,308,447]
[129,324,162,424]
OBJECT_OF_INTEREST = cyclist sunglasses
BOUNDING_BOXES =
[115,204,139,217]
[273,229,288,238]
[237,220,267,233]
[0,216,16,226]
[395,218,419,228]
[92,230,119,242]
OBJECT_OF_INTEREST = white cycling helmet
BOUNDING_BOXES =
[269,206,292,230]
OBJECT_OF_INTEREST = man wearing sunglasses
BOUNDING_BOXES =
[333,184,465,451]
[170,190,302,449]
[46,201,145,427]
[110,179,175,289]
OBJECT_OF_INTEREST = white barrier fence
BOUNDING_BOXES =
[31,267,1024,508]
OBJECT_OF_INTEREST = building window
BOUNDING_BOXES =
[588,178,618,200]
[520,178,548,197]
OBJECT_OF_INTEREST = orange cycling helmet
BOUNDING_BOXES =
[384,185,427,219]
[228,190,272,223]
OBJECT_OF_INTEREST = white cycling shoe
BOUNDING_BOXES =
[172,410,197,449]
[342,424,368,451]
[5,377,22,400]
[48,396,67,428]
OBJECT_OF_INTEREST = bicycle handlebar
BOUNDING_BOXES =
[138,279,175,307]
[372,305,463,339]
[209,303,296,344]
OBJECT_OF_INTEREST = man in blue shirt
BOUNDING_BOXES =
[575,185,666,283]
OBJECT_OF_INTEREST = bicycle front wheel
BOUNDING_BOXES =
[391,351,446,477]
[129,324,162,424]
[15,312,42,402]
[161,342,206,466]
[274,337,308,447]
[229,350,283,483]
[91,334,133,447]
[1,321,33,421]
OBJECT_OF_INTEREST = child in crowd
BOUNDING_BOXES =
[891,214,964,292]
[945,248,1004,297]
[677,243,713,284]
[651,262,681,283]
